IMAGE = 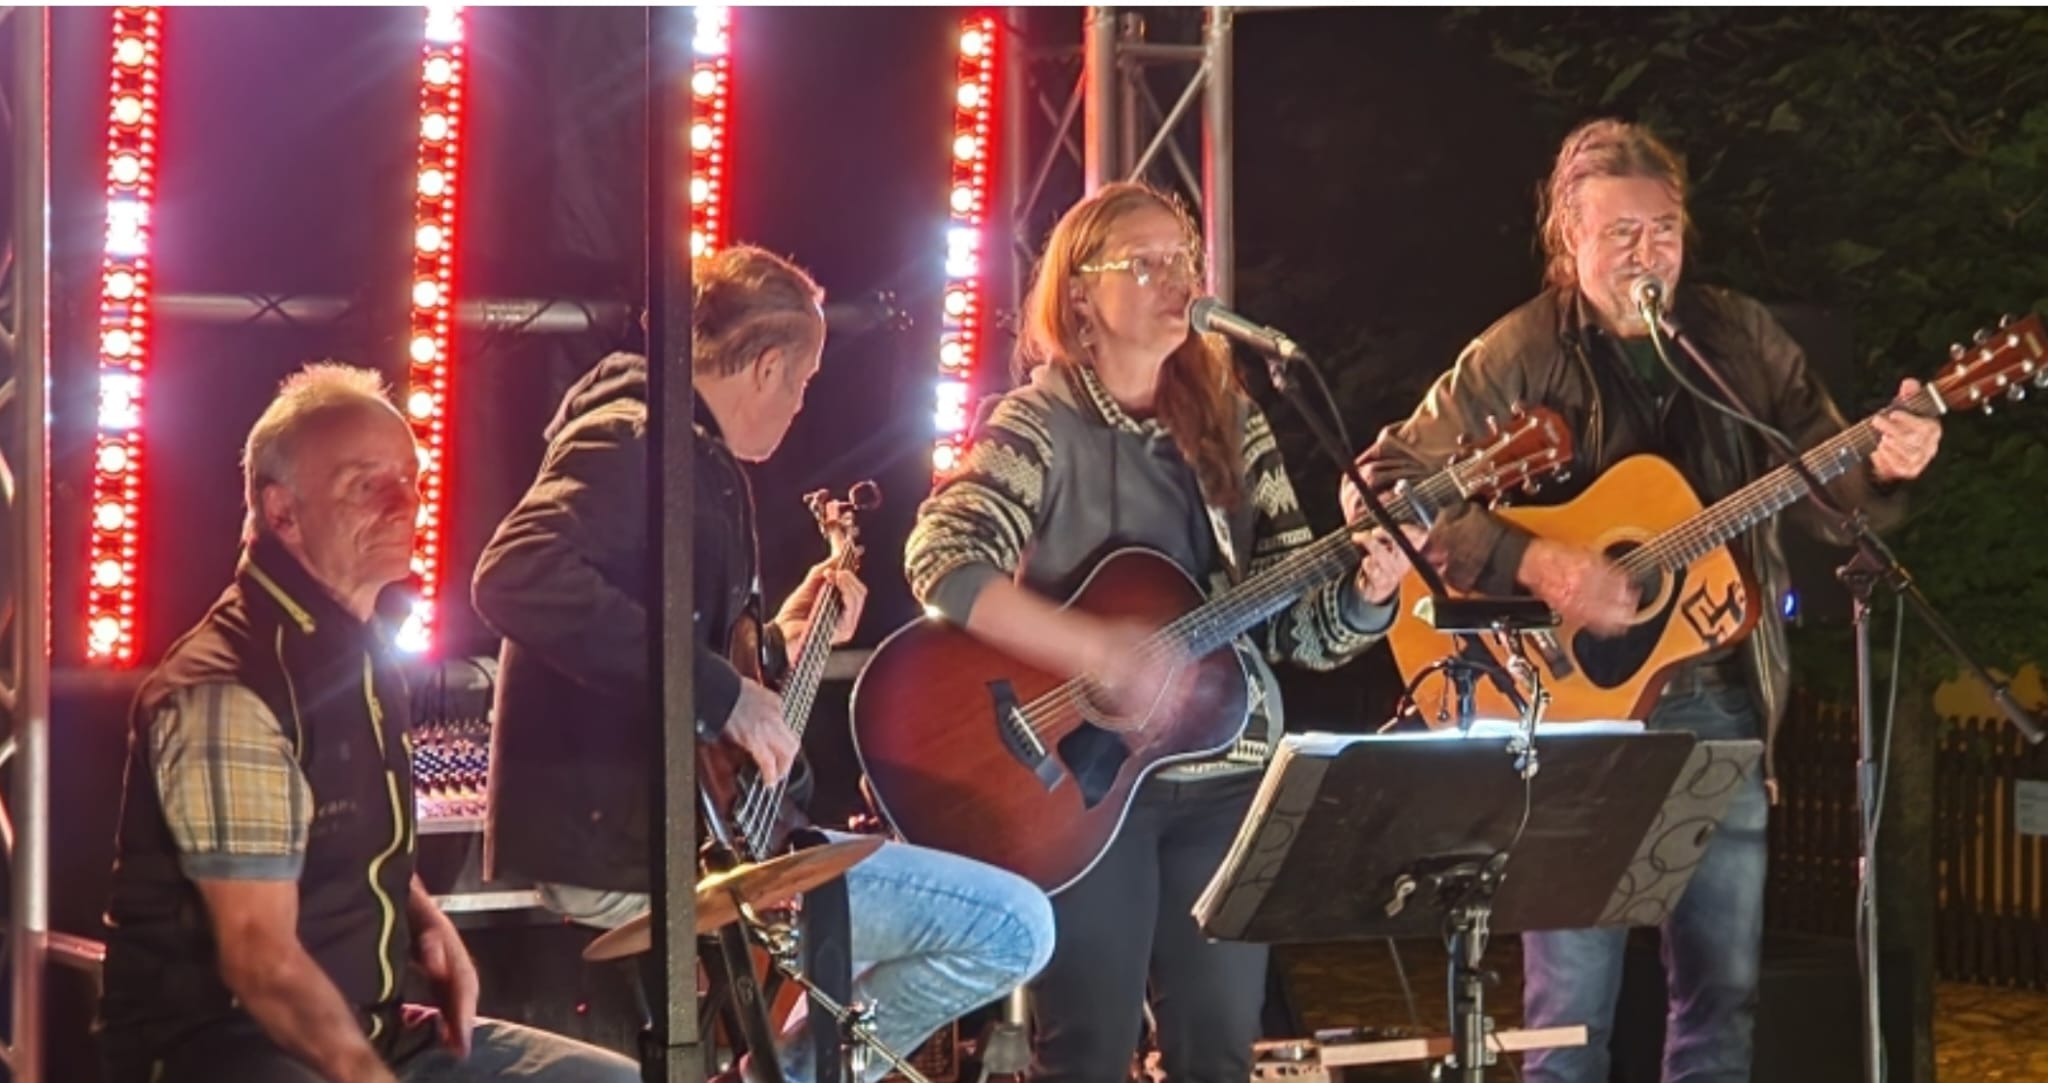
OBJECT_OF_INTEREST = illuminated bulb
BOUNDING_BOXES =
[691,231,708,258]
[416,224,444,252]
[940,338,967,370]
[692,67,719,98]
[957,82,981,110]
[932,442,960,473]
[409,336,438,365]
[114,37,145,68]
[395,611,431,654]
[690,177,711,204]
[954,134,978,161]
[106,199,148,257]
[103,329,135,358]
[95,502,128,532]
[425,6,462,45]
[90,616,122,649]
[422,113,450,142]
[691,123,714,151]
[94,560,126,589]
[97,444,131,474]
[960,28,987,57]
[943,289,970,317]
[425,56,454,86]
[413,280,441,308]
[418,169,447,197]
[107,270,138,300]
[113,95,144,126]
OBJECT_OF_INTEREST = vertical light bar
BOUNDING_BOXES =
[934,13,999,476]
[398,4,466,655]
[689,7,732,260]
[87,8,163,666]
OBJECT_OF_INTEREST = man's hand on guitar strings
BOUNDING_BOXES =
[1870,377,1943,483]
[723,678,799,784]
[775,563,869,656]
[1519,538,1639,637]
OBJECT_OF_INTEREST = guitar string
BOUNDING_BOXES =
[734,541,856,853]
[1007,469,1474,739]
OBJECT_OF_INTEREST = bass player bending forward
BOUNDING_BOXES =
[902,183,1416,1083]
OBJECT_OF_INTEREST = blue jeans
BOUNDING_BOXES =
[542,837,1055,1083]
[108,1006,640,1082]
[1521,685,1769,1083]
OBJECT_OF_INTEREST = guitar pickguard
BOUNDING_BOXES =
[1056,723,1129,809]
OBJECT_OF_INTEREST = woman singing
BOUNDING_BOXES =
[904,183,1413,1083]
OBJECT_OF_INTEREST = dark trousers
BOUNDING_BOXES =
[1027,774,1268,1083]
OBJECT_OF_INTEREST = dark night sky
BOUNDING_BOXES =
[37,8,1845,724]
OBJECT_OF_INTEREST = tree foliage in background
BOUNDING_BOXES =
[1465,8,2048,692]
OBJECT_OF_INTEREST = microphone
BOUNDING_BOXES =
[1630,274,1667,322]
[1188,297,1308,364]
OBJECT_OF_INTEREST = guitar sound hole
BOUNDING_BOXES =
[1056,724,1127,809]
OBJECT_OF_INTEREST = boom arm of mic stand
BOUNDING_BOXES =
[1648,310,2043,744]
[1261,354,1531,722]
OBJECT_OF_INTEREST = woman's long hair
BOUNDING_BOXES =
[1016,183,1244,509]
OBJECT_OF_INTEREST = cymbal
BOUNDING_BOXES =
[582,836,884,962]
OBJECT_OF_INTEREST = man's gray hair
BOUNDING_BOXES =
[242,362,401,542]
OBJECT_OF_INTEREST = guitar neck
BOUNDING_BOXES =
[1621,388,1929,576]
[780,588,842,741]
[1164,469,1453,657]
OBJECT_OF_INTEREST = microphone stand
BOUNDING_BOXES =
[1642,297,2046,1083]
[1254,348,1551,734]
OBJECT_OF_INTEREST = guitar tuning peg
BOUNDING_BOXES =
[1950,343,1966,360]
[2000,313,2016,328]
[1981,401,1996,416]
[1484,414,1501,435]
[2007,384,2027,402]
[1974,328,1991,344]
[1556,469,1573,485]
[2033,369,2048,389]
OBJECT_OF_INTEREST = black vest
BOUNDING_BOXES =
[99,537,416,1055]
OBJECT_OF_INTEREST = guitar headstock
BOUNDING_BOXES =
[1930,313,2047,415]
[806,480,883,568]
[1447,403,1576,503]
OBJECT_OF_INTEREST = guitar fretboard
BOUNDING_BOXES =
[1618,387,1932,579]
[1168,469,1463,657]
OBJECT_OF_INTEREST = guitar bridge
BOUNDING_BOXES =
[989,679,1063,792]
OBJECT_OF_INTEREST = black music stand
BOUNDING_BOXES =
[1196,728,1761,1082]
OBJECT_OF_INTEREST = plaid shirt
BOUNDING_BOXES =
[149,681,312,881]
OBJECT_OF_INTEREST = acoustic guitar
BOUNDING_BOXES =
[1387,314,2046,724]
[851,407,1573,892]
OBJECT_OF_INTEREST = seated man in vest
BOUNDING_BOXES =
[98,364,639,1083]
[473,245,1055,1083]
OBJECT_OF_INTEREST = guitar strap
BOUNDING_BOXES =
[791,826,853,1083]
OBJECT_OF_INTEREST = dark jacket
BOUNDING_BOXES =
[474,351,773,892]
[1361,285,1904,773]
[100,536,417,1057]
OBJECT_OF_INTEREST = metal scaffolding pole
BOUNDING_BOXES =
[1203,5,1235,304]
[8,8,53,1080]
[1081,8,1118,194]
[1008,7,1235,299]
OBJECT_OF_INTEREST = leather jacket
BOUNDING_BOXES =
[1357,284,1904,781]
